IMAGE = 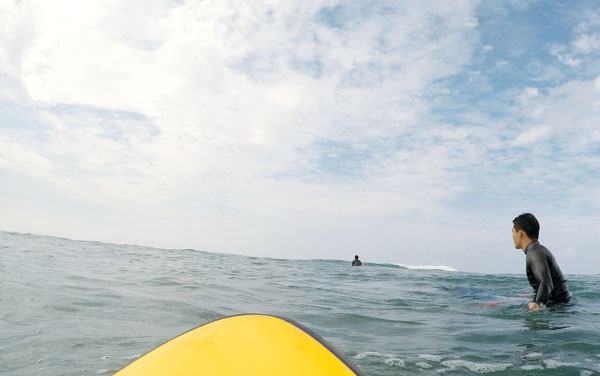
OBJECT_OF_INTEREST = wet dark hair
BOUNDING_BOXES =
[354,255,359,259]
[513,213,540,240]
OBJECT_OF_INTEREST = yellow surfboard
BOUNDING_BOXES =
[114,314,363,376]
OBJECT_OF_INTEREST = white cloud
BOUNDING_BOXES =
[549,44,584,67]
[0,2,33,77]
[519,87,539,104]
[511,79,600,152]
[513,125,551,146]
[551,10,600,68]
[523,87,539,97]
[0,0,484,261]
[464,17,479,28]
[557,54,582,67]
[573,33,600,54]
[0,131,53,177]
[575,9,600,33]
[595,76,600,90]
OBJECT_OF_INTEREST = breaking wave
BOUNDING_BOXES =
[396,263,458,272]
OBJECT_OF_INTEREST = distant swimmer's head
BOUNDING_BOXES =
[354,255,359,260]
[512,213,539,250]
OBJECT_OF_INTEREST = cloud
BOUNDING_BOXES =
[0,130,52,177]
[573,34,600,54]
[464,17,479,28]
[550,46,582,67]
[11,2,479,163]
[518,86,539,104]
[513,125,551,146]
[549,8,600,68]
[575,8,600,33]
[1,1,481,242]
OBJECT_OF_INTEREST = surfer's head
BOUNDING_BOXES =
[512,213,539,249]
[354,255,359,260]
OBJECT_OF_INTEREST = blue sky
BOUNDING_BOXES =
[1,0,599,273]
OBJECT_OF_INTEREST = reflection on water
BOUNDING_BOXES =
[522,304,574,331]
[523,315,569,331]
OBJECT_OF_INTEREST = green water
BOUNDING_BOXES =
[1,231,599,375]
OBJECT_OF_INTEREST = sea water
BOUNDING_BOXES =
[1,231,599,375]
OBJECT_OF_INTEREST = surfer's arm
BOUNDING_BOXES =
[528,252,553,306]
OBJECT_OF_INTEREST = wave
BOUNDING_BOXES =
[396,263,458,272]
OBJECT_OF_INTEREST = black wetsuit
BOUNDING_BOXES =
[525,240,571,305]
[352,260,362,266]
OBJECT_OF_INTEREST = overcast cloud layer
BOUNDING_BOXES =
[1,0,599,273]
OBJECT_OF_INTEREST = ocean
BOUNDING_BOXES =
[1,231,599,375]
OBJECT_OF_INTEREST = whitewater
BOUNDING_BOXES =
[1,231,599,375]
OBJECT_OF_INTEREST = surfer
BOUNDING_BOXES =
[512,213,571,312]
[352,255,362,266]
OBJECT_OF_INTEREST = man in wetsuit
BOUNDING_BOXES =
[352,255,362,266]
[512,213,571,312]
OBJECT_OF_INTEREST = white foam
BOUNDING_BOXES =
[442,360,512,373]
[355,351,389,359]
[384,358,405,367]
[521,365,544,370]
[524,352,543,359]
[415,362,432,369]
[355,351,404,367]
[396,263,458,272]
[580,370,593,376]
[419,354,443,362]
[544,359,579,369]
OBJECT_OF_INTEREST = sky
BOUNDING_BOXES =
[1,0,599,274]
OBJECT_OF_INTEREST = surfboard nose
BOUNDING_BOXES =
[114,314,364,376]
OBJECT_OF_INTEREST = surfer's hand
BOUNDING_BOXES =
[528,302,543,312]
